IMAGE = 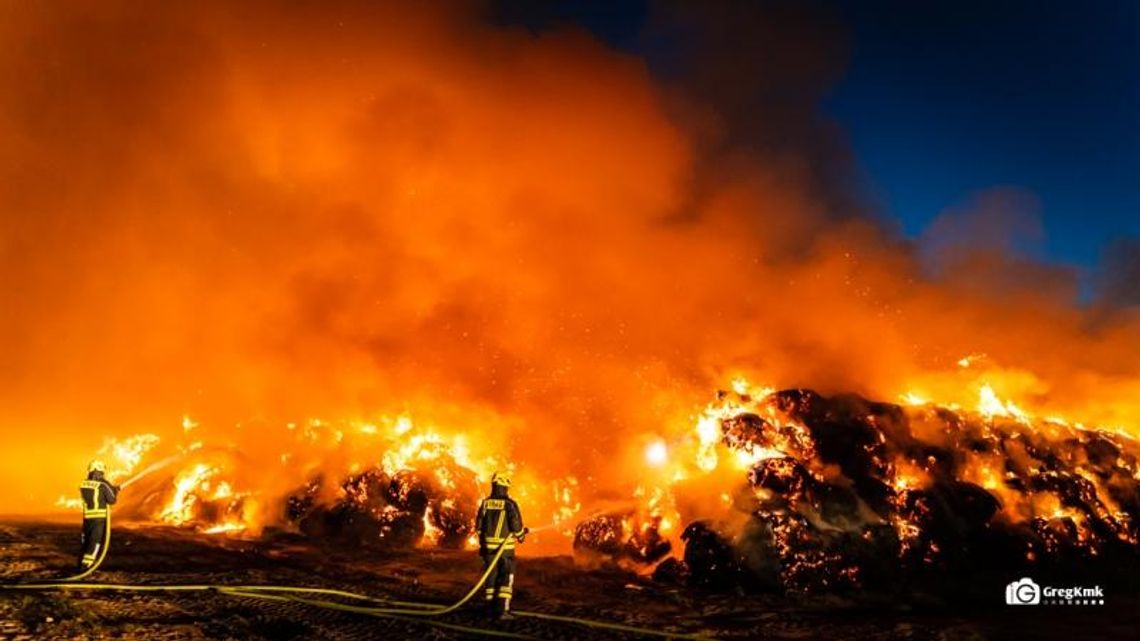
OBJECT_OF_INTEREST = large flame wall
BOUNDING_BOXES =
[1,2,1138,525]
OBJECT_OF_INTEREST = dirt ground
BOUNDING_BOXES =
[0,518,1135,640]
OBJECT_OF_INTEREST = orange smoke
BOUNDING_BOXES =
[0,1,1137,536]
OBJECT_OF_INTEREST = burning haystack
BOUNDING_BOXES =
[287,460,481,548]
[636,388,1140,594]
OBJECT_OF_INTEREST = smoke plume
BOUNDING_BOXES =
[0,1,1137,516]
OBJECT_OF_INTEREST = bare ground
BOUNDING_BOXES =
[0,519,1134,640]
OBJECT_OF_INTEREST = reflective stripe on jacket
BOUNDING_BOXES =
[79,479,118,519]
[476,495,524,551]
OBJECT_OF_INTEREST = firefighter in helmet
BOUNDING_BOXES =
[78,460,119,572]
[476,471,527,619]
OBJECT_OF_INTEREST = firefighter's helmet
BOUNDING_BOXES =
[491,471,512,487]
[88,460,106,474]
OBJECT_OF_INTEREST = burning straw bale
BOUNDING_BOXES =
[287,465,478,548]
[573,513,672,565]
[661,388,1140,595]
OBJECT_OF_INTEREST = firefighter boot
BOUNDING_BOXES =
[496,594,516,621]
[484,596,496,621]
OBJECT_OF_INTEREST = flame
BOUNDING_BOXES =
[102,434,161,481]
[977,384,1028,420]
[421,507,443,547]
[161,463,218,525]
[55,433,161,510]
[55,496,82,511]
[53,367,1138,586]
[900,392,927,406]
[93,409,511,537]
[4,4,1137,580]
[202,522,246,535]
[645,440,668,467]
[562,374,1140,584]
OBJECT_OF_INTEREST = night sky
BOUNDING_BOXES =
[496,0,1139,296]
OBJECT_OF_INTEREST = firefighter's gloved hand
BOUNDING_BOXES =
[518,527,530,543]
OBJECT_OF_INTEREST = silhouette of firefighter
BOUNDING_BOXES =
[476,471,527,619]
[78,460,119,571]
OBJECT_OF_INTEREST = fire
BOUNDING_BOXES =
[54,433,159,510]
[977,384,1029,421]
[568,376,1140,589]
[695,416,722,472]
[182,415,198,433]
[103,434,161,481]
[202,522,247,535]
[161,464,219,525]
[900,392,927,406]
[420,507,443,547]
[55,496,82,511]
[78,409,514,539]
[43,370,1130,600]
[4,4,1138,596]
[731,445,783,470]
[211,481,234,501]
[549,477,583,535]
[645,440,668,467]
[730,378,750,396]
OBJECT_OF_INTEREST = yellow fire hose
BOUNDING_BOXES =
[1,522,714,640]
[57,509,113,582]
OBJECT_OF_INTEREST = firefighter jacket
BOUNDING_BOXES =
[79,474,119,519]
[476,488,524,552]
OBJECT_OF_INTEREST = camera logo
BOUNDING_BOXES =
[1006,578,1041,605]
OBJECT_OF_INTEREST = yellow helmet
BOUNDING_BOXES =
[88,460,106,474]
[491,471,512,487]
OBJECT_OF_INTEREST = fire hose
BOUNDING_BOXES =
[55,509,113,582]
[1,523,714,640]
[119,453,186,489]
[54,453,173,583]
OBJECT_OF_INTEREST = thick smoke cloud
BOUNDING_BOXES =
[1097,237,1140,307]
[641,0,862,218]
[0,1,1137,514]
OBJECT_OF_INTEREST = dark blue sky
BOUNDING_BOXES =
[826,1,1139,273]
[495,1,1139,286]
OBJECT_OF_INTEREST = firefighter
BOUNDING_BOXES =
[78,460,119,572]
[475,471,527,620]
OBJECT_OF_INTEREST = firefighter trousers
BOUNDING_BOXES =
[481,550,516,614]
[78,517,107,570]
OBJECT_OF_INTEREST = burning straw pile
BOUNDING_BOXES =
[88,380,1140,599]
[578,388,1140,595]
[287,463,481,549]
